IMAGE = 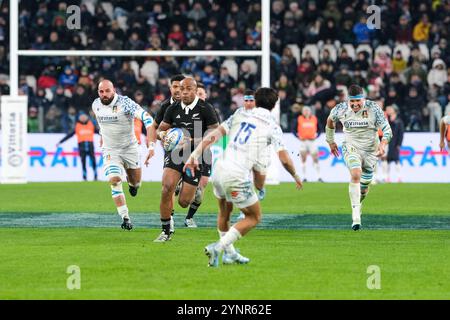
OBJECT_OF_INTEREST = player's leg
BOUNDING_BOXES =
[381,156,389,183]
[360,153,377,203]
[121,145,142,197]
[343,145,363,230]
[310,141,322,182]
[184,163,210,227]
[299,148,308,182]
[103,156,132,230]
[178,165,201,208]
[238,168,266,221]
[125,167,142,196]
[79,144,88,181]
[88,142,98,181]
[205,179,258,267]
[155,167,181,241]
[216,197,249,264]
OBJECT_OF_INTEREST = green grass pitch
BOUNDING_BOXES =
[0,182,449,299]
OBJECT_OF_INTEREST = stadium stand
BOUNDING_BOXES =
[0,0,449,134]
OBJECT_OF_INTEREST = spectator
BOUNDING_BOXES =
[373,52,393,78]
[58,65,78,92]
[403,86,426,131]
[53,85,70,111]
[353,15,372,44]
[413,14,431,43]
[395,15,412,43]
[427,59,447,88]
[61,105,78,133]
[392,50,408,74]
[70,85,91,114]
[102,32,123,51]
[305,73,331,101]
[44,105,63,133]
[28,107,40,133]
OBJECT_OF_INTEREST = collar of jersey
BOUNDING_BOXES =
[170,97,175,104]
[181,96,199,111]
[105,93,119,108]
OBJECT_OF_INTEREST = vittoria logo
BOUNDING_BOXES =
[344,120,369,128]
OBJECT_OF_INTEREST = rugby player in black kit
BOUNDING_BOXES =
[153,74,184,234]
[154,77,219,242]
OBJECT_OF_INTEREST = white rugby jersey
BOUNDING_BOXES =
[329,100,392,153]
[443,115,450,125]
[220,107,285,174]
[92,94,154,150]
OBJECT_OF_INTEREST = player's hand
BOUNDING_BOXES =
[144,149,155,167]
[376,141,387,157]
[159,130,168,143]
[329,142,340,157]
[183,156,199,177]
[440,141,446,151]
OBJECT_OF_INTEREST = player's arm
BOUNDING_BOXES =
[183,125,226,176]
[125,98,157,165]
[439,117,447,151]
[56,130,75,146]
[326,117,340,157]
[271,124,303,189]
[374,104,393,156]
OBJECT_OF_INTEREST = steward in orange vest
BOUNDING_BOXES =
[58,113,98,181]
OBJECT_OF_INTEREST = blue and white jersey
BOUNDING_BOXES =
[220,107,285,175]
[329,99,392,153]
[92,94,154,150]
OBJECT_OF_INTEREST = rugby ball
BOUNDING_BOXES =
[163,128,184,152]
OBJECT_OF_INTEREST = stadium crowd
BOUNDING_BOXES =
[0,0,449,134]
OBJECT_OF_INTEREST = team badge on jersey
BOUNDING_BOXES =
[112,106,118,113]
[362,110,368,118]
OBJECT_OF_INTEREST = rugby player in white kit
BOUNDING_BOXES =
[325,84,392,231]
[92,80,156,230]
[184,87,303,267]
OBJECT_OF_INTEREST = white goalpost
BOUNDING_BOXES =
[2,0,280,184]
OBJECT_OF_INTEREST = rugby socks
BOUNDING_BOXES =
[186,201,200,219]
[314,162,320,179]
[349,182,361,223]
[161,218,171,235]
[117,205,129,220]
[302,163,307,178]
[218,230,237,255]
[382,160,389,182]
[215,227,242,252]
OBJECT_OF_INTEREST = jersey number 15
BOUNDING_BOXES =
[234,122,256,144]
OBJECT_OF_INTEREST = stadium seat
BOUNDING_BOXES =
[26,76,37,93]
[419,43,430,61]
[375,45,392,58]
[242,59,258,75]
[222,58,238,80]
[393,44,411,61]
[100,2,114,21]
[287,44,301,65]
[302,44,320,65]
[129,61,140,80]
[356,44,373,61]
[342,44,356,60]
[321,44,337,62]
[140,61,159,86]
